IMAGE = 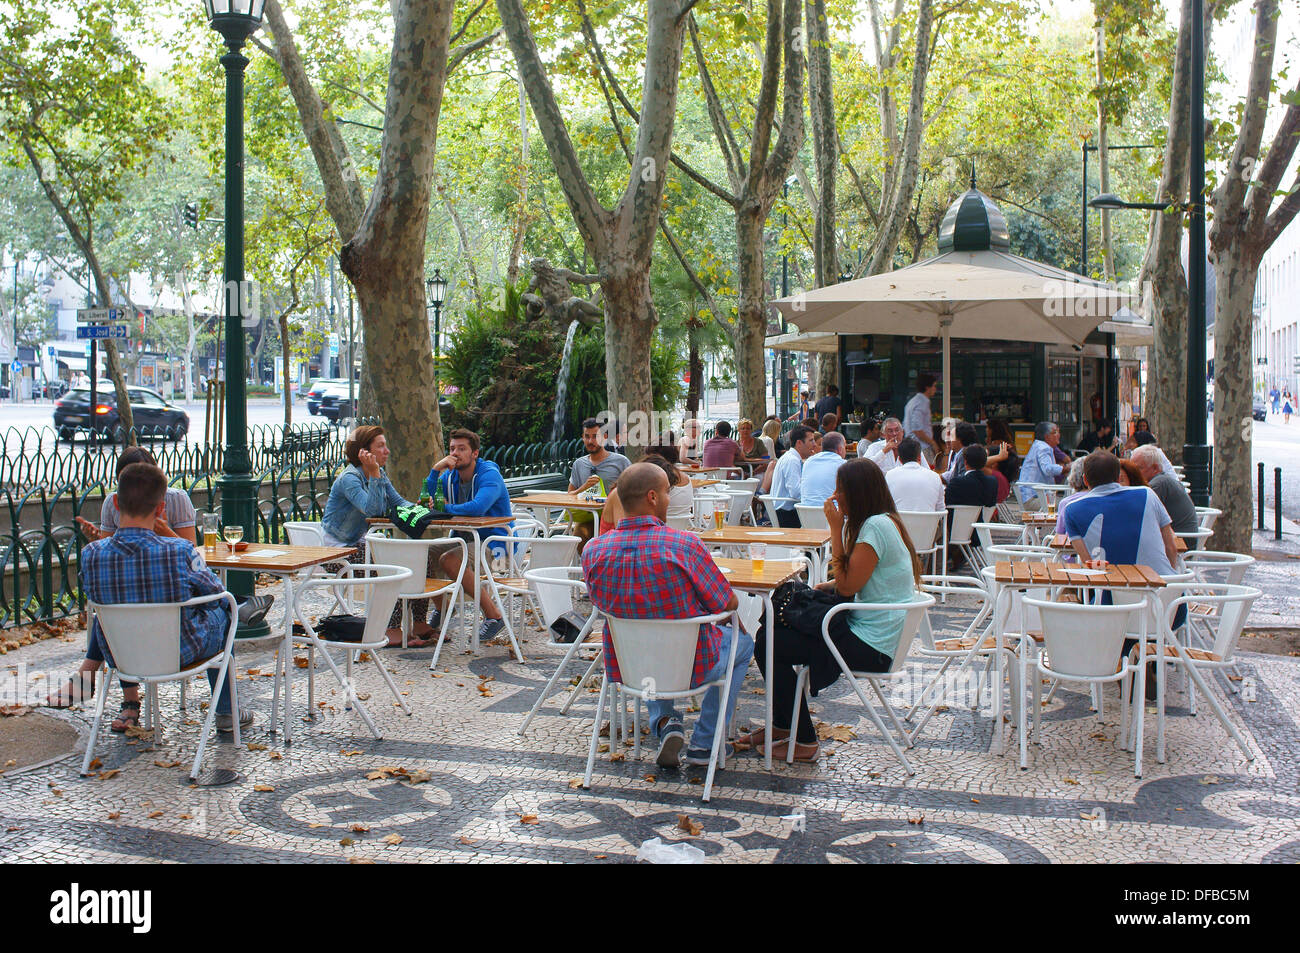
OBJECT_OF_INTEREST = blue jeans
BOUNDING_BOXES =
[646,625,753,753]
[87,626,234,715]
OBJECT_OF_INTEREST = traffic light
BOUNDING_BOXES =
[183,202,198,229]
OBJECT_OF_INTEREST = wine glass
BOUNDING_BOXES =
[223,524,243,556]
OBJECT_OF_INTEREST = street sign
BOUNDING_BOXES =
[76,307,126,323]
[10,361,21,373]
[47,346,55,356]
[76,325,128,340]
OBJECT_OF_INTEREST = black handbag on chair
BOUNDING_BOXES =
[770,580,854,695]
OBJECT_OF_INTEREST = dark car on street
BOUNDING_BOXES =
[318,384,357,421]
[54,385,190,441]
[305,378,346,416]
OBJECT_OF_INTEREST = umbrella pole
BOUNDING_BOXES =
[941,316,953,421]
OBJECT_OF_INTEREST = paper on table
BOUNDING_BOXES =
[747,531,785,537]
[245,549,284,557]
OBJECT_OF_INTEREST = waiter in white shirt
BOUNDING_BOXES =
[904,373,942,464]
[861,417,905,474]
[885,438,945,511]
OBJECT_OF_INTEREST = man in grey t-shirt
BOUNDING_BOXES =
[1131,445,1199,544]
[568,418,631,543]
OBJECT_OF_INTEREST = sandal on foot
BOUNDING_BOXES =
[735,726,788,750]
[110,701,142,733]
[769,739,820,763]
[45,673,96,709]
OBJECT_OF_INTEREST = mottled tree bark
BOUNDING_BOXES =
[806,0,837,287]
[338,0,456,495]
[1207,0,1300,554]
[1137,0,1196,458]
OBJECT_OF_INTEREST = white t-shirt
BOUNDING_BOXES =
[886,461,945,512]
[863,439,903,474]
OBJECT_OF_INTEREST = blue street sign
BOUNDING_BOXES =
[47,346,55,356]
[76,325,128,340]
[10,361,21,373]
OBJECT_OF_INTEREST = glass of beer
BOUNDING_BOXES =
[1046,492,1057,516]
[713,498,727,530]
[749,542,767,574]
[202,512,219,553]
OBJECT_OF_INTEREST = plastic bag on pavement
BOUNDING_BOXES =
[636,837,705,864]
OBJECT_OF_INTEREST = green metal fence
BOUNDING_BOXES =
[1,424,583,631]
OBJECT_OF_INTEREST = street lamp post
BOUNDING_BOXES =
[204,0,266,633]
[426,269,447,394]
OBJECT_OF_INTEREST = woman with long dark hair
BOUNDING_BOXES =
[743,458,922,762]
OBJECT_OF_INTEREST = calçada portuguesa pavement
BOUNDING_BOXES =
[1,530,1298,865]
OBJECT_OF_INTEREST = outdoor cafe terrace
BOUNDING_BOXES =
[1,449,1299,865]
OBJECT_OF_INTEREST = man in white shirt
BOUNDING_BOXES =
[800,431,847,506]
[886,438,945,512]
[861,417,905,474]
[904,373,941,463]
[765,425,816,527]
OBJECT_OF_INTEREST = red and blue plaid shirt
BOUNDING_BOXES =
[581,515,732,686]
[80,528,230,670]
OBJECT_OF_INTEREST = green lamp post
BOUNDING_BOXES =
[204,0,266,634]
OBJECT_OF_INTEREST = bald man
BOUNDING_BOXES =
[581,462,752,769]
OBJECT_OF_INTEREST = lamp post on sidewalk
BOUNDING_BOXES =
[204,0,266,633]
[426,269,447,395]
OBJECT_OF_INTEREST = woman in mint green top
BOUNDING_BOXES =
[746,457,922,762]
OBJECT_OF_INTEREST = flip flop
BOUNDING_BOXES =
[45,673,95,709]
[769,739,820,763]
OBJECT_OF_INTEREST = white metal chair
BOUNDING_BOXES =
[756,495,797,527]
[694,491,728,530]
[986,543,1055,564]
[1195,506,1222,532]
[897,509,946,575]
[583,611,739,801]
[1152,585,1260,763]
[946,505,983,573]
[365,533,467,656]
[665,514,695,531]
[724,488,756,526]
[493,534,580,636]
[282,520,325,546]
[518,566,604,735]
[981,505,998,522]
[972,522,1028,569]
[1182,550,1254,586]
[788,593,936,774]
[794,503,828,529]
[908,575,1004,737]
[287,563,412,739]
[81,591,240,781]
[1023,596,1150,776]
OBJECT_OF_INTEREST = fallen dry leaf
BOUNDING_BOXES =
[350,823,370,833]
[676,814,703,837]
[293,657,309,669]
[405,770,432,785]
[147,811,164,819]
[253,784,275,792]
[1200,775,1222,785]
[268,752,283,761]
[815,723,856,743]
[96,769,121,781]
[597,744,609,753]
[908,816,924,826]
[643,774,656,782]
[178,813,193,820]
[595,854,607,860]
[970,798,980,803]
[308,822,325,829]
[153,759,181,768]
[340,749,363,757]
[1063,778,1079,785]
[609,752,625,763]
[458,836,476,845]
[568,778,584,789]
[88,757,103,770]
[339,837,355,847]
[107,812,121,820]
[227,829,241,835]
[518,814,539,825]
[382,834,403,845]
[246,742,268,752]
[1080,812,1098,821]
[348,857,375,864]
[431,673,443,678]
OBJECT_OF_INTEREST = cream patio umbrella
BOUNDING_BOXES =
[770,186,1135,418]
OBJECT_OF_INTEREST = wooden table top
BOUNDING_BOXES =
[1021,511,1061,524]
[691,479,721,488]
[711,557,803,590]
[203,543,355,572]
[992,560,1166,587]
[514,492,606,510]
[1048,533,1186,553]
[694,526,831,546]
[367,515,516,528]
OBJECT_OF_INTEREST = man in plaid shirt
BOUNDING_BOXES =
[582,462,753,768]
[79,462,246,732]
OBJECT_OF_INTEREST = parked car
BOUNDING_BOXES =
[318,382,357,421]
[1253,395,1267,421]
[305,378,347,415]
[54,385,190,441]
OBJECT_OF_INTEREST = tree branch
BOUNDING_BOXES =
[322,77,386,116]
[448,27,501,76]
[1246,89,1300,230]
[450,0,491,45]
[686,12,745,193]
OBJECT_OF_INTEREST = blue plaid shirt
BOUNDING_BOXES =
[80,528,230,669]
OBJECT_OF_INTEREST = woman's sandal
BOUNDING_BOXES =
[769,738,821,763]
[734,726,789,751]
[45,673,95,709]
[110,700,141,733]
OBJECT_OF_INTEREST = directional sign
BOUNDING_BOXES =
[76,308,126,323]
[10,361,21,373]
[76,325,128,340]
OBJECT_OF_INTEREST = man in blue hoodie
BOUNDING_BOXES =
[425,428,513,644]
